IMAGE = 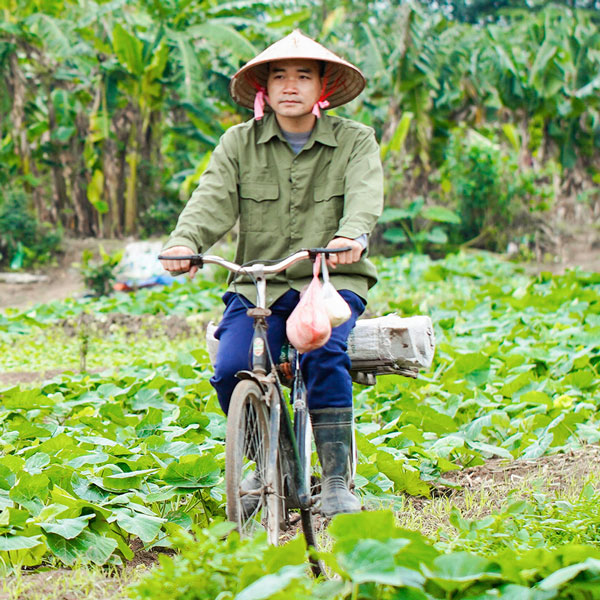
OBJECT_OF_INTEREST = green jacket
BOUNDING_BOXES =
[164,112,384,306]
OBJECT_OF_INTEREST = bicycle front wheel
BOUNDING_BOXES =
[226,380,282,543]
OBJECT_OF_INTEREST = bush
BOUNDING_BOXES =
[0,187,63,268]
[438,126,556,252]
[76,246,123,297]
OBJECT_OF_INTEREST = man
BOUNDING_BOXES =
[160,30,383,517]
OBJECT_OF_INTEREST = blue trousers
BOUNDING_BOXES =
[210,289,365,414]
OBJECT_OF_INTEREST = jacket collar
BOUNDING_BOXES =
[256,112,338,149]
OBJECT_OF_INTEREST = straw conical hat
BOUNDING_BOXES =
[229,30,365,111]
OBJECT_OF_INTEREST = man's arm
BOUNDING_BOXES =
[161,130,240,276]
[328,127,383,268]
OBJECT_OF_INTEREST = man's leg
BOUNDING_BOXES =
[300,290,366,517]
[210,290,299,414]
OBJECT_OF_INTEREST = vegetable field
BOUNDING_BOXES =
[1,250,599,599]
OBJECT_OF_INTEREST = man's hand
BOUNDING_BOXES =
[325,237,363,269]
[159,245,200,278]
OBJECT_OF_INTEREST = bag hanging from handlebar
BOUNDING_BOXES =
[320,254,352,328]
[286,254,331,353]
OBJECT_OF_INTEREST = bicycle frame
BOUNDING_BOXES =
[241,267,311,511]
[158,248,349,514]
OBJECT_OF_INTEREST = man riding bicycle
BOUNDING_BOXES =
[160,30,384,517]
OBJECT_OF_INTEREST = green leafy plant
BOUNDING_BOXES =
[76,246,124,297]
[438,127,556,251]
[0,187,63,269]
[0,250,599,578]
[378,196,461,253]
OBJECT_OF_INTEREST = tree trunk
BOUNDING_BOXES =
[45,80,69,226]
[124,107,143,234]
[70,112,96,236]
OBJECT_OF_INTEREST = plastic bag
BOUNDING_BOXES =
[286,255,331,353]
[320,254,351,328]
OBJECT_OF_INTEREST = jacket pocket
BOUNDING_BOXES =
[313,178,344,232]
[239,182,279,231]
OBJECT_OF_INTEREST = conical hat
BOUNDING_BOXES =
[229,30,365,111]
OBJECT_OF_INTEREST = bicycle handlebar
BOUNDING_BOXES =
[158,247,352,276]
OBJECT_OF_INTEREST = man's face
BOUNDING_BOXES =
[266,59,322,121]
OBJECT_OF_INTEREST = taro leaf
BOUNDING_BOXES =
[337,538,424,587]
[466,441,513,459]
[263,536,306,574]
[135,407,164,438]
[24,452,51,474]
[67,452,110,469]
[421,205,461,224]
[177,364,196,379]
[96,383,128,399]
[468,584,556,599]
[0,507,28,529]
[383,227,408,244]
[131,389,171,411]
[376,451,430,497]
[166,510,193,531]
[0,465,16,491]
[45,529,117,566]
[161,455,220,489]
[145,487,179,503]
[110,508,165,543]
[425,227,449,245]
[538,558,600,591]
[328,510,438,571]
[521,432,553,460]
[378,207,414,223]
[39,514,93,539]
[36,433,77,455]
[0,535,44,551]
[154,441,202,458]
[71,474,110,503]
[102,468,157,492]
[234,565,306,600]
[9,473,50,516]
[423,552,502,592]
[1,389,54,410]
[178,406,211,429]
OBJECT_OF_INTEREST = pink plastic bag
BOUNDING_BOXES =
[286,255,332,353]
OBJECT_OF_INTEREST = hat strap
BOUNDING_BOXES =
[246,73,270,121]
[311,72,343,118]
[254,87,269,120]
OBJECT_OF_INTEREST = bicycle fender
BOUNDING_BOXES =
[235,370,270,393]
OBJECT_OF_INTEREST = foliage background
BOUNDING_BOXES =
[1,0,599,261]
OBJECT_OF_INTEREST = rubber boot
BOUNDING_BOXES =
[311,407,361,517]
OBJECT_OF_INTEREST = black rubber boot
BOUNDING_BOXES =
[311,407,361,517]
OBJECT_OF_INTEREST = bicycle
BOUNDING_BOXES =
[159,246,438,576]
[159,247,355,576]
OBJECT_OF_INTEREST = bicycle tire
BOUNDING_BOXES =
[226,380,282,544]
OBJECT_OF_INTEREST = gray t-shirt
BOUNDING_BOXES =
[281,129,311,155]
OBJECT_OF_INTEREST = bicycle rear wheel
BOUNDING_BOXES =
[226,380,282,544]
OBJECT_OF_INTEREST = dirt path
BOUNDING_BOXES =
[0,238,128,310]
